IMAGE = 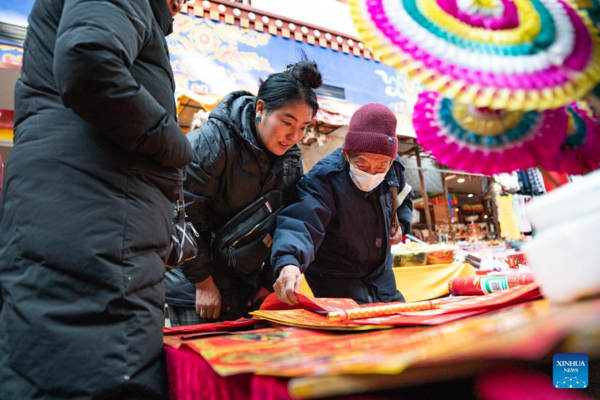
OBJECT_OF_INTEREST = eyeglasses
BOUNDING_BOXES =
[347,158,392,174]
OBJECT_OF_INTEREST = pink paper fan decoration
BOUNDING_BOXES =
[413,91,568,175]
[542,103,600,174]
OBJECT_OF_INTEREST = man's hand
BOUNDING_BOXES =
[390,226,403,245]
[195,276,221,319]
[273,265,303,305]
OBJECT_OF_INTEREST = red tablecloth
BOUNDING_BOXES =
[164,345,292,400]
[164,345,401,400]
[164,344,596,400]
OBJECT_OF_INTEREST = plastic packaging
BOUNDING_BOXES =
[524,171,600,304]
[523,212,600,304]
[393,252,428,267]
[449,273,535,296]
[525,170,600,232]
[392,242,428,267]
[391,243,456,267]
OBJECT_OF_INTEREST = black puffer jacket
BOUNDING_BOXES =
[166,91,302,319]
[0,1,193,399]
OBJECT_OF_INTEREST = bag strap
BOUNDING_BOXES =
[391,183,412,232]
[175,170,188,224]
[175,189,186,224]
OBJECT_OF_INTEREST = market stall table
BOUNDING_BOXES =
[164,295,600,399]
[300,262,476,302]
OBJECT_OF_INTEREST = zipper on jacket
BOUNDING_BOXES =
[188,223,199,238]
[227,246,237,267]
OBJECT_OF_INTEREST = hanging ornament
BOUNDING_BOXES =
[541,102,600,174]
[350,0,600,111]
[412,91,569,174]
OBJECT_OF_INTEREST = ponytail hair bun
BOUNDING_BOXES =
[257,54,323,117]
[286,60,322,90]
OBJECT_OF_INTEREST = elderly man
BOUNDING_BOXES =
[272,103,413,305]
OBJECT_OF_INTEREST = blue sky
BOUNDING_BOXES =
[0,0,35,27]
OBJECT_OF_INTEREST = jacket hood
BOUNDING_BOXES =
[209,90,256,142]
[150,0,174,36]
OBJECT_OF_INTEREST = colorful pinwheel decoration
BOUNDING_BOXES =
[350,0,600,111]
[412,91,569,174]
[350,0,600,174]
[541,102,600,174]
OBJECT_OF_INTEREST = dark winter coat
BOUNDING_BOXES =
[165,91,303,320]
[0,1,193,399]
[271,148,413,304]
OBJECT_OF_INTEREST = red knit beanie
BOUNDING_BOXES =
[343,103,398,158]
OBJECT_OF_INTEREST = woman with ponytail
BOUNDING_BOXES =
[165,60,322,325]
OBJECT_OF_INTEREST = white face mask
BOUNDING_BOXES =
[348,163,388,192]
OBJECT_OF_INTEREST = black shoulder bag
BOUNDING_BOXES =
[211,189,283,275]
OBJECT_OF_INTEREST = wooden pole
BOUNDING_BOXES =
[488,183,502,239]
[415,146,434,238]
[440,168,455,242]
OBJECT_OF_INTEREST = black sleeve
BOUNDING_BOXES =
[53,0,193,168]
[178,124,228,284]
[259,160,304,290]
[271,175,336,276]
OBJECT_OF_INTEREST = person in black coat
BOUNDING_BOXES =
[0,1,192,399]
[165,61,323,325]
[272,103,414,305]
[0,153,3,200]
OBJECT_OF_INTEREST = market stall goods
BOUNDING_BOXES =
[260,292,361,312]
[393,241,428,267]
[524,170,600,304]
[163,318,267,339]
[449,272,536,295]
[393,242,457,267]
[252,284,541,330]
[426,245,457,264]
[501,252,529,268]
[164,297,600,399]
[327,300,441,321]
[394,251,428,267]
[251,309,394,331]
